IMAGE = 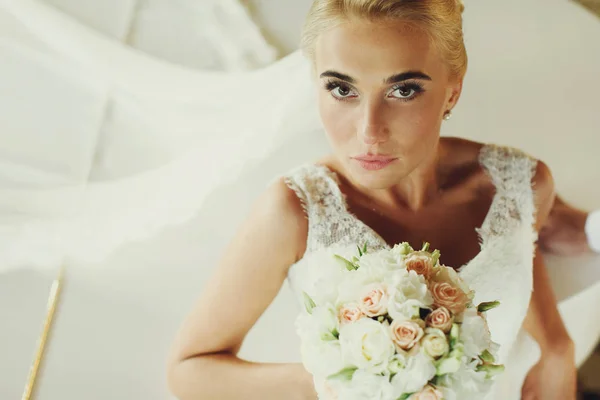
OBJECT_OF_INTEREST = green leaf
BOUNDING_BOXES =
[397,393,415,400]
[357,245,363,257]
[477,363,505,378]
[327,367,358,381]
[395,242,413,256]
[421,242,431,252]
[302,292,316,314]
[334,254,358,271]
[449,323,460,348]
[431,249,441,266]
[479,349,495,364]
[363,243,368,254]
[477,301,501,313]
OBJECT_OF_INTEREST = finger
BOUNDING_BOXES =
[521,383,536,400]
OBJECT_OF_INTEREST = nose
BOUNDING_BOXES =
[358,101,389,145]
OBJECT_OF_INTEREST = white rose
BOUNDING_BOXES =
[338,369,395,400]
[439,359,492,399]
[313,375,344,400]
[339,318,395,374]
[337,267,373,304]
[459,308,492,358]
[391,351,437,396]
[302,246,357,305]
[388,353,408,374]
[388,270,434,320]
[296,304,339,342]
[359,250,403,277]
[421,328,449,359]
[300,338,345,377]
[437,387,457,400]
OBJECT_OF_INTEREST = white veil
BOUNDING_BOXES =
[1,0,600,274]
[0,0,327,270]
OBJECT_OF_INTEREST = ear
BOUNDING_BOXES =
[445,79,464,111]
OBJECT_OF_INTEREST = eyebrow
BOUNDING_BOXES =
[319,70,432,84]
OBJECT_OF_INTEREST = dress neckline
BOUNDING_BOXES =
[313,144,497,272]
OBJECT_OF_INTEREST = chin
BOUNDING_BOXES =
[347,163,401,190]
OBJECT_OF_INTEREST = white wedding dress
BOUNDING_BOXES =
[285,145,540,399]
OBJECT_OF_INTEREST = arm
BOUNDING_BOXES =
[521,162,576,399]
[166,179,317,400]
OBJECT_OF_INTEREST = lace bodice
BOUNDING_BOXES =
[284,144,539,371]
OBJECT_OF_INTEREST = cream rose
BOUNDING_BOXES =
[359,283,389,317]
[426,307,454,333]
[338,303,364,325]
[405,251,435,279]
[422,328,450,359]
[410,385,444,400]
[390,319,425,351]
[430,282,469,315]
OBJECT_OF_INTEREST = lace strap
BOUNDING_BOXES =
[478,144,539,241]
[282,164,346,219]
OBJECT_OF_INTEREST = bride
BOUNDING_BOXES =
[166,1,580,399]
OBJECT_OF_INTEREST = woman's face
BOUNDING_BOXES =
[315,20,462,189]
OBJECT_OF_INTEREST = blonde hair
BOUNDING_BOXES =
[301,0,467,79]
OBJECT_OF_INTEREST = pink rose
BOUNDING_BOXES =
[431,282,469,315]
[425,307,454,333]
[390,319,424,351]
[405,252,435,279]
[432,265,474,299]
[338,303,364,324]
[430,281,469,315]
[359,284,389,317]
[410,385,444,400]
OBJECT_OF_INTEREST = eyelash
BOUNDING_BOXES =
[323,79,425,102]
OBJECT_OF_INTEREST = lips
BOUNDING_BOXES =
[353,155,396,162]
[352,154,397,171]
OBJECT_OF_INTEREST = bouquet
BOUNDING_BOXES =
[296,242,504,400]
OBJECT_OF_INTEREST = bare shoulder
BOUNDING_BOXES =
[249,177,309,264]
[531,160,556,227]
[440,136,484,163]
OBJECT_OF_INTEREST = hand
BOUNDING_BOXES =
[521,343,577,400]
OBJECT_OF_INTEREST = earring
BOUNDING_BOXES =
[443,110,452,121]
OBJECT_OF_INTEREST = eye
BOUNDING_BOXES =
[388,83,424,101]
[324,80,358,100]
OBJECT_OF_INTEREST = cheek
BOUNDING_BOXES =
[388,99,442,139]
[318,97,356,147]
